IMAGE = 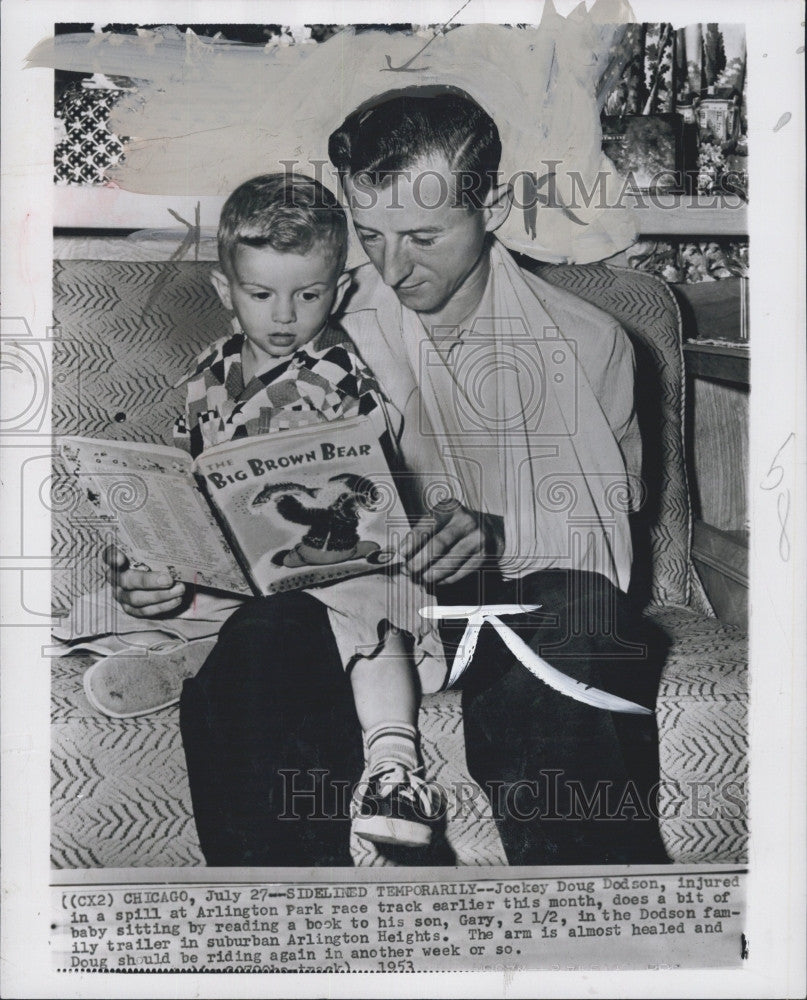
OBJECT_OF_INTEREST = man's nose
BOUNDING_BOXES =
[381,243,413,288]
[271,297,296,324]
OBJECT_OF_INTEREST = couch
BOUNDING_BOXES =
[51,254,748,868]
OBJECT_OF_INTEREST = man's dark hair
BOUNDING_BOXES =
[328,90,502,209]
[218,172,348,277]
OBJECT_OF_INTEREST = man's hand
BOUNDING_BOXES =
[400,500,504,586]
[103,544,186,618]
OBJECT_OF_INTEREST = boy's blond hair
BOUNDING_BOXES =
[218,173,348,277]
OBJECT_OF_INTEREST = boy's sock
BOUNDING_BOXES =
[356,722,443,846]
[364,721,419,778]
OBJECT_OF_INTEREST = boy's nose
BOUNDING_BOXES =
[272,299,296,324]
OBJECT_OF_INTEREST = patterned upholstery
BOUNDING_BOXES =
[647,605,748,864]
[51,257,747,868]
[52,653,203,868]
[52,654,506,869]
[533,262,712,614]
[52,261,227,616]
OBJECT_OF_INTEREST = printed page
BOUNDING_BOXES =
[193,416,406,594]
[60,437,251,595]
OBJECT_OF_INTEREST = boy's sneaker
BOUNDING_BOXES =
[353,764,442,848]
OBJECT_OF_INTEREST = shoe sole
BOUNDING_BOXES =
[353,815,432,848]
[82,638,216,718]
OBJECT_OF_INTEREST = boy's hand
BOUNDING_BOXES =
[103,544,186,618]
[400,501,504,586]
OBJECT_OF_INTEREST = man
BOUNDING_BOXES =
[108,91,667,867]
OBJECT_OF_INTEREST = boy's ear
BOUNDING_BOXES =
[210,268,233,311]
[331,270,352,314]
[482,182,513,234]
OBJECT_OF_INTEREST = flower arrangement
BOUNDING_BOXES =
[696,140,727,194]
[601,23,748,200]
[627,239,748,283]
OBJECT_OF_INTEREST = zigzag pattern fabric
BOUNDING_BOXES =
[52,261,228,618]
[52,654,204,868]
[648,605,748,863]
[534,262,697,609]
[51,654,506,868]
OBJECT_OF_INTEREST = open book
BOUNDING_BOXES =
[59,416,407,597]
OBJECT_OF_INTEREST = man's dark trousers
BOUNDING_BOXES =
[179,569,668,867]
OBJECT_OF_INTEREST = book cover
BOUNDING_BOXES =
[194,416,404,594]
[60,416,405,596]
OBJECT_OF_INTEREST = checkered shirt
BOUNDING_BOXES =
[174,321,388,459]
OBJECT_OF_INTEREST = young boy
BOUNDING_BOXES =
[173,172,445,848]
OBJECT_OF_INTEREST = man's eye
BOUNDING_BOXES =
[411,235,437,248]
[358,231,379,243]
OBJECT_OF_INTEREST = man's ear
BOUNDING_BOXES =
[482,182,513,234]
[210,268,233,311]
[331,270,352,314]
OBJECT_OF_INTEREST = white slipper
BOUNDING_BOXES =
[82,637,217,719]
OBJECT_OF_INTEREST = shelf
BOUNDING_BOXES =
[54,187,225,231]
[54,187,749,238]
[626,193,748,237]
[684,342,749,385]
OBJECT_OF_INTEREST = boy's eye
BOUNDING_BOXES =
[299,291,320,302]
[251,292,271,301]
